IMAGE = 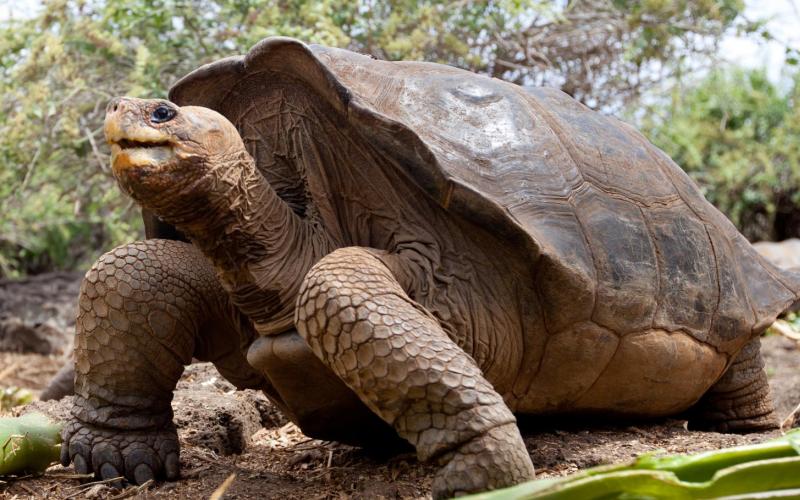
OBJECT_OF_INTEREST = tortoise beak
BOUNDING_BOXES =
[105,97,176,174]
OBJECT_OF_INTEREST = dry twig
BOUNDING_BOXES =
[44,472,94,480]
[108,479,154,500]
[772,320,800,341]
[210,473,237,500]
[63,475,124,492]
[781,401,800,433]
[16,482,37,496]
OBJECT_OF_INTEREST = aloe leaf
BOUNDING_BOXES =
[702,456,800,497]
[463,429,800,500]
[713,488,800,499]
[635,430,800,482]
[0,413,62,476]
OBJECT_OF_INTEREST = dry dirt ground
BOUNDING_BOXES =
[1,273,799,499]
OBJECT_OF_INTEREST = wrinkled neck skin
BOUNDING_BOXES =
[137,151,335,336]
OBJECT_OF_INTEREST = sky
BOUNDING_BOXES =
[0,0,798,83]
[719,0,800,83]
[0,0,36,20]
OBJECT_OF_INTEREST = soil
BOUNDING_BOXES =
[1,273,799,499]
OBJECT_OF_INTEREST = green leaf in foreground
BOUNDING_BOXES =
[466,429,800,500]
[0,413,62,476]
[0,387,33,411]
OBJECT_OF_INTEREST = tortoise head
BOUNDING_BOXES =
[104,96,248,213]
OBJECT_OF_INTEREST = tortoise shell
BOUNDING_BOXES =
[168,37,799,358]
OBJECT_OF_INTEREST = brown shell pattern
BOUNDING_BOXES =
[170,38,800,356]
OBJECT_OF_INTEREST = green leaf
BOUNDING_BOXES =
[0,413,62,476]
[465,430,800,500]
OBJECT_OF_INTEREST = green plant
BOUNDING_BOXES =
[0,413,62,476]
[639,69,800,241]
[0,388,33,412]
[466,429,800,499]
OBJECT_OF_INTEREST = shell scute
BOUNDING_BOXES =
[525,88,677,205]
[527,204,595,334]
[573,188,659,334]
[646,203,718,340]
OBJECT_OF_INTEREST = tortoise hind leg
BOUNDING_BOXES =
[687,337,777,432]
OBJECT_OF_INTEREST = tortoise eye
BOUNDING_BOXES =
[151,105,176,124]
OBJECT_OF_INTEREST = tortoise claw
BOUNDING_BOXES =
[99,463,124,487]
[61,418,180,487]
[165,452,180,480]
[133,463,155,485]
[92,442,124,478]
[72,453,89,475]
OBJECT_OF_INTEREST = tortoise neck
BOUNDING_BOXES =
[172,151,335,335]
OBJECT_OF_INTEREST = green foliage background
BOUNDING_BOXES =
[639,69,800,242]
[0,0,795,276]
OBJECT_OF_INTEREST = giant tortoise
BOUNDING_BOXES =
[61,37,800,498]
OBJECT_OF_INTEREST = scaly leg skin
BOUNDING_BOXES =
[295,247,534,499]
[62,239,264,484]
[687,337,778,432]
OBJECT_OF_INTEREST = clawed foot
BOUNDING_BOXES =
[61,419,180,485]
[431,423,535,499]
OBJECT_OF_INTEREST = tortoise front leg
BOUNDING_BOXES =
[62,239,263,484]
[295,247,534,498]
